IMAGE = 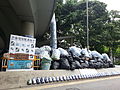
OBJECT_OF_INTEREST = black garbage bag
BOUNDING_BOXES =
[75,61,82,69]
[89,62,94,68]
[94,62,102,69]
[89,60,96,63]
[93,58,98,63]
[99,62,104,68]
[60,57,70,70]
[81,63,89,68]
[60,54,67,58]
[97,58,103,63]
[109,62,115,68]
[70,62,76,70]
[85,61,89,65]
[79,59,84,63]
[67,55,74,62]
[51,61,60,69]
[103,63,109,68]
[73,56,81,61]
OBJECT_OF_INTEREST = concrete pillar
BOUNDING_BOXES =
[22,22,34,37]
[50,13,57,49]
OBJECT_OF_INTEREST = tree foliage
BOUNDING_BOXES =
[55,0,120,57]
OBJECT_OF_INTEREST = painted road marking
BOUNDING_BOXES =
[13,76,120,90]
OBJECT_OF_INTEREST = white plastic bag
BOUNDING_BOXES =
[102,53,111,62]
[35,46,51,59]
[40,51,51,60]
[58,48,69,56]
[39,46,51,52]
[51,49,60,60]
[91,51,103,59]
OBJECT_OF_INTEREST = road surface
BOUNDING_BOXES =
[14,76,120,90]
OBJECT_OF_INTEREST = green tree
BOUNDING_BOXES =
[102,10,120,60]
[55,0,109,50]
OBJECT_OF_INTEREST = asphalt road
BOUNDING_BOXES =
[15,76,120,90]
[42,77,120,90]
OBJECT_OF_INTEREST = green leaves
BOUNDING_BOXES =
[55,0,120,57]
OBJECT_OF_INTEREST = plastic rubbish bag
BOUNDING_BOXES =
[88,50,92,59]
[91,51,103,59]
[40,51,51,59]
[35,46,51,59]
[70,62,76,70]
[67,55,74,62]
[68,46,81,57]
[51,61,60,69]
[81,63,89,68]
[40,46,51,52]
[58,48,69,56]
[75,61,82,69]
[81,48,90,58]
[35,46,51,54]
[60,58,70,70]
[51,49,60,60]
[35,48,51,60]
[88,61,94,68]
[35,47,40,55]
[102,53,111,62]
[109,62,114,67]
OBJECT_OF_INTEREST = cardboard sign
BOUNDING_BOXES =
[9,34,36,56]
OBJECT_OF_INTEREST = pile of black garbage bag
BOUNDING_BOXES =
[35,46,114,70]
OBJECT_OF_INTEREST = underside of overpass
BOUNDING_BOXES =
[0,0,56,53]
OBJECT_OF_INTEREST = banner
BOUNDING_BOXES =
[8,60,33,69]
[9,34,36,55]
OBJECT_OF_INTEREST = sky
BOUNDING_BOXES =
[64,0,120,11]
[99,0,120,11]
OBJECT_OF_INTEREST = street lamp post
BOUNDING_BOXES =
[86,0,89,50]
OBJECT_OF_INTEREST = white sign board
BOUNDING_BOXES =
[9,34,36,55]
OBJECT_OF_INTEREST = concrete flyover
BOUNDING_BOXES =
[0,0,56,52]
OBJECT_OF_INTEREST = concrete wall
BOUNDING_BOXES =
[0,68,120,89]
[0,70,80,89]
